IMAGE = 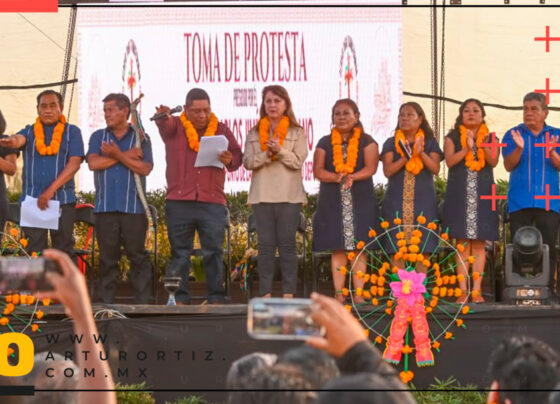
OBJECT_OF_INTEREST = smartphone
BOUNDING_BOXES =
[398,139,412,159]
[0,257,62,292]
[247,298,326,340]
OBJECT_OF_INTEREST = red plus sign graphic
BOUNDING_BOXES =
[480,184,507,212]
[535,26,560,53]
[534,184,560,211]
[535,131,560,158]
[535,78,560,105]
[480,132,506,159]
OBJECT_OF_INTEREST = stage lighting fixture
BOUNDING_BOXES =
[503,226,551,305]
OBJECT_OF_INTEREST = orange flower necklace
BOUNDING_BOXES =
[332,127,361,174]
[395,129,424,175]
[460,124,488,171]
[33,115,66,156]
[179,112,218,152]
[258,116,290,153]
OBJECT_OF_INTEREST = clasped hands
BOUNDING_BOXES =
[266,138,281,157]
[334,172,354,191]
[465,129,491,150]
[402,136,424,159]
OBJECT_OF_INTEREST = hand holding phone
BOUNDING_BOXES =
[306,293,368,358]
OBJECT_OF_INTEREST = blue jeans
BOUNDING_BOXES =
[165,200,226,303]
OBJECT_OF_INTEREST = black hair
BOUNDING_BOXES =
[451,98,487,132]
[185,88,210,107]
[488,336,560,404]
[395,102,435,141]
[0,110,6,134]
[227,364,315,404]
[277,345,339,389]
[102,93,131,118]
[36,90,63,109]
[226,352,277,389]
[331,98,364,131]
[317,373,417,404]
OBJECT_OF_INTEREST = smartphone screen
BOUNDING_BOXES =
[247,298,325,340]
[0,257,53,292]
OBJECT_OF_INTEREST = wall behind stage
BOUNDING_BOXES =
[77,7,402,193]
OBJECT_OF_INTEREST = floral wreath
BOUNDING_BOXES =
[395,129,424,175]
[33,115,66,156]
[460,124,488,172]
[179,112,218,152]
[338,214,476,384]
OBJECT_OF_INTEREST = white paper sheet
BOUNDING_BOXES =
[20,196,60,230]
[194,135,229,169]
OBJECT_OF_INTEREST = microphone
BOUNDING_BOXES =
[399,139,412,160]
[150,105,182,121]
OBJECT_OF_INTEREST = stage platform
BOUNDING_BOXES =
[30,302,560,404]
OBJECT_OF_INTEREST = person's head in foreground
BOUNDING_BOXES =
[487,335,560,404]
[227,363,316,404]
[317,372,415,404]
[226,352,278,389]
[20,353,80,404]
[277,344,340,389]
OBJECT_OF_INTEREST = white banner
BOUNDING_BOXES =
[77,7,402,193]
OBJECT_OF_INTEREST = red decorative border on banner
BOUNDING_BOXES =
[0,0,57,12]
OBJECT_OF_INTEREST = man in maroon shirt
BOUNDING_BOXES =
[155,88,242,304]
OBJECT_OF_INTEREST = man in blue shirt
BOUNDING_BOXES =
[0,90,84,258]
[503,92,560,293]
[87,93,153,304]
[0,109,19,231]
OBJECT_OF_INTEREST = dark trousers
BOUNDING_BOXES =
[23,203,76,261]
[165,200,226,304]
[510,208,560,290]
[252,203,301,296]
[95,212,152,304]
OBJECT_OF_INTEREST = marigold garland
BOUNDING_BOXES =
[460,124,488,171]
[395,129,424,175]
[258,116,290,158]
[33,115,66,156]
[179,112,218,152]
[332,127,361,174]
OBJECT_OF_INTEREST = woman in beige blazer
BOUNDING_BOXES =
[243,85,308,298]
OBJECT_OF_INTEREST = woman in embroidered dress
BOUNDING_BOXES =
[313,99,380,304]
[381,102,443,269]
[243,85,308,298]
[442,99,499,303]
